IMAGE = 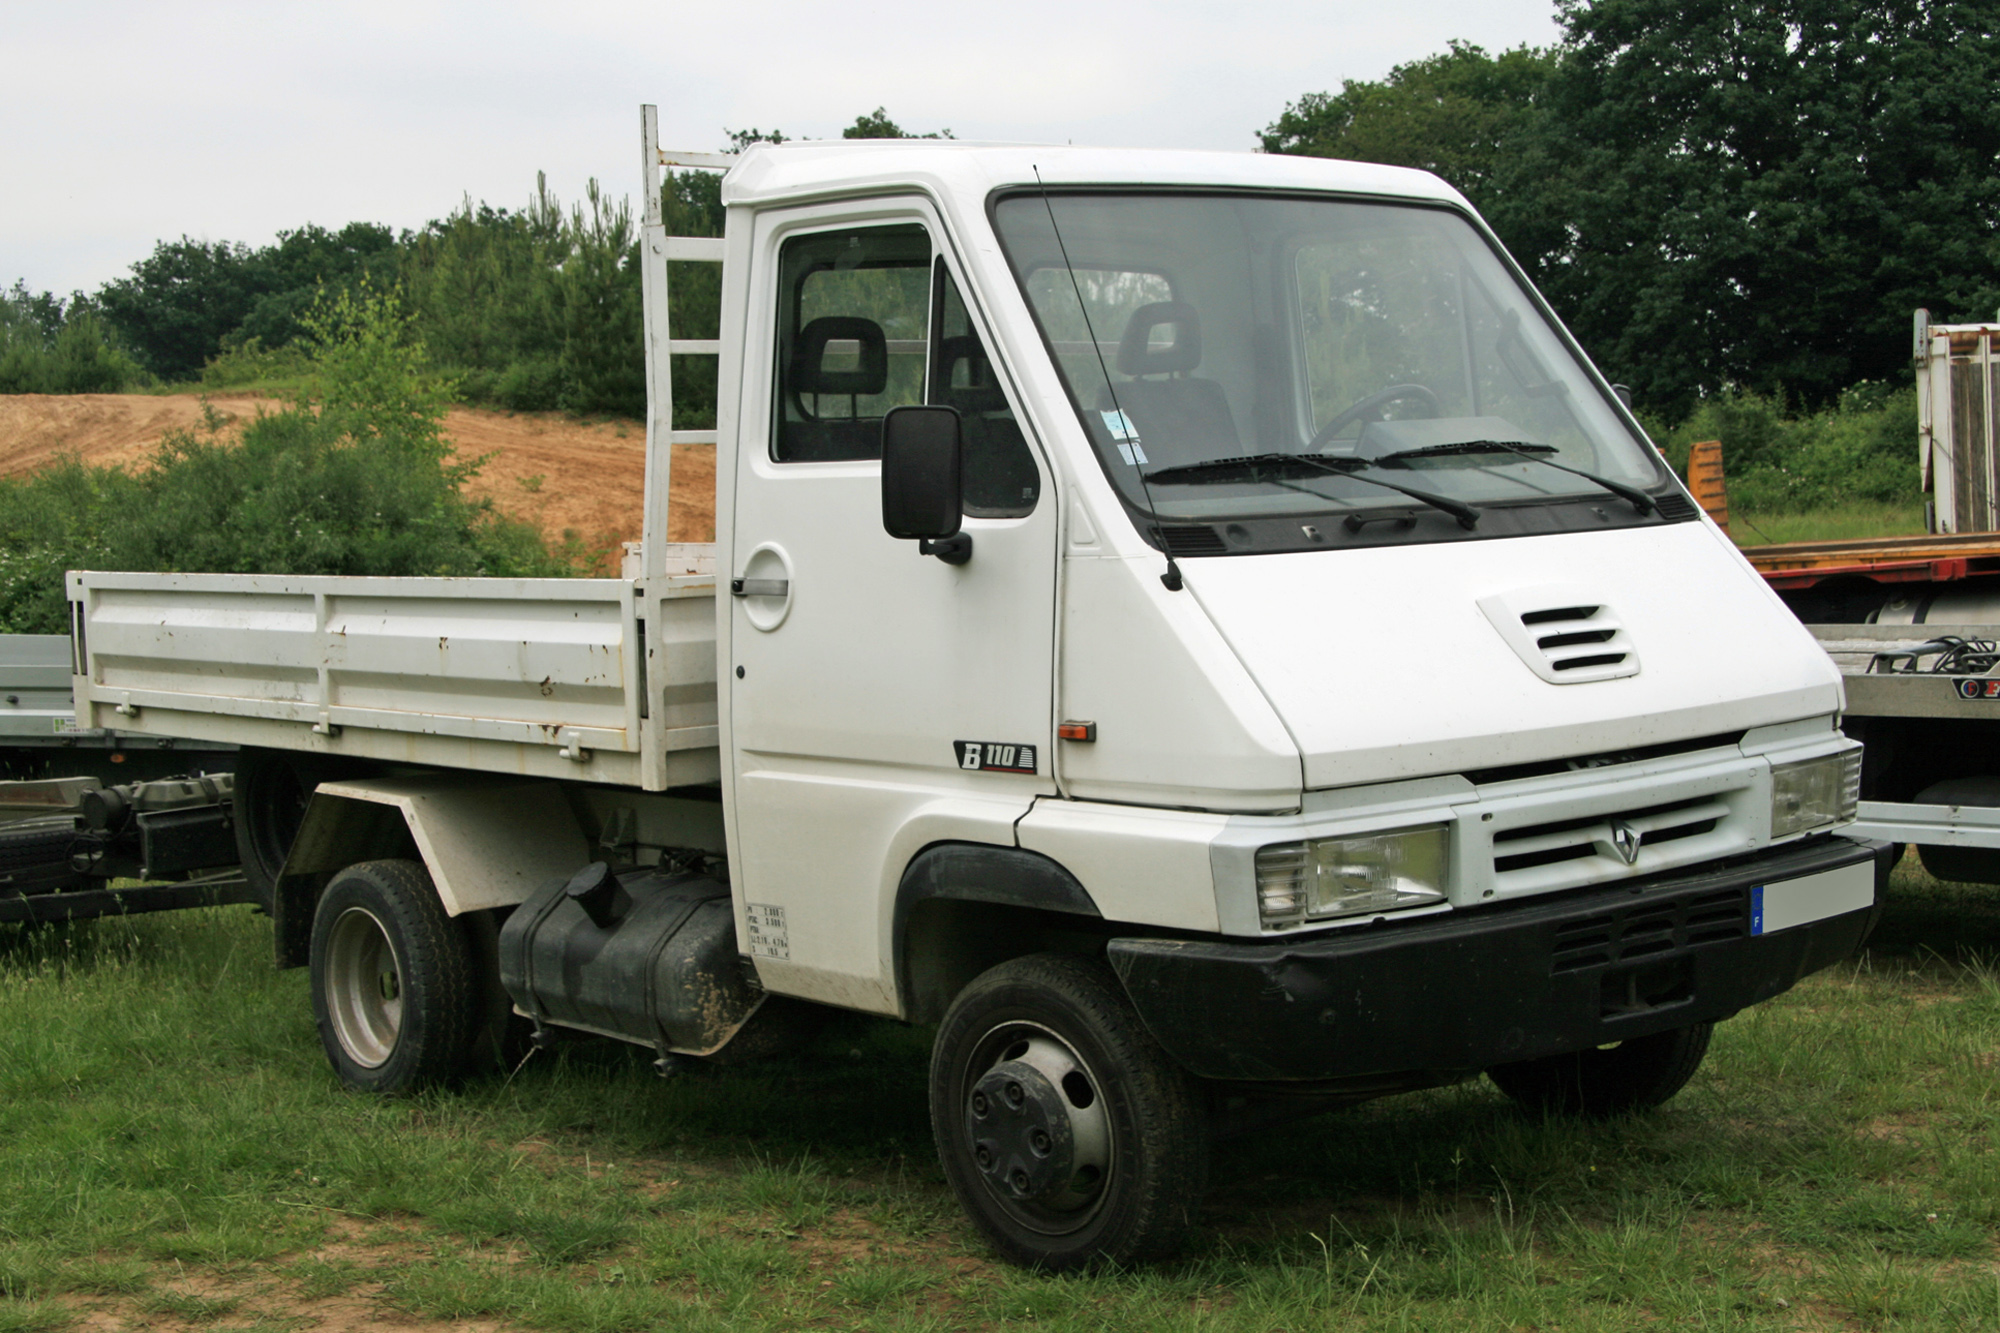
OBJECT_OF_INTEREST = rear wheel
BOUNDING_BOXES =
[232,750,314,908]
[930,954,1208,1269]
[309,859,477,1094]
[1487,1022,1713,1118]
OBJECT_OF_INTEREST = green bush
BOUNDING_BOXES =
[0,285,577,633]
[0,283,147,394]
[1650,382,1918,513]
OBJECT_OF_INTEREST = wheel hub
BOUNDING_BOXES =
[325,906,402,1069]
[968,1059,1075,1202]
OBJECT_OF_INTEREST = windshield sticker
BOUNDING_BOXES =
[1102,410,1149,464]
[955,740,1038,774]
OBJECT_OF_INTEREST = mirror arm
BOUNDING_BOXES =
[919,533,974,565]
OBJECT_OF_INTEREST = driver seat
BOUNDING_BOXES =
[1099,302,1241,468]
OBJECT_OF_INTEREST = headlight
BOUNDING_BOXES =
[1255,824,1448,930]
[1770,749,1861,838]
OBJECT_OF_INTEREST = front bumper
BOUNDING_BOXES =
[1109,835,1888,1083]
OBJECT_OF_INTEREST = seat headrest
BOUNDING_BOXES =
[792,316,888,396]
[939,334,1008,411]
[1116,302,1202,377]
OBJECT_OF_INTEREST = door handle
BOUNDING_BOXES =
[730,578,789,597]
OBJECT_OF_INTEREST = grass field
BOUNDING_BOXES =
[2,854,1998,1333]
[1728,504,1929,547]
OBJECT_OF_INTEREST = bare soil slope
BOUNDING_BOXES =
[0,393,716,548]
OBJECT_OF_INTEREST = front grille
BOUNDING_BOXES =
[1548,886,1748,975]
[1494,795,1727,876]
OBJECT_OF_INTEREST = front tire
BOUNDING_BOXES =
[1487,1022,1713,1118]
[930,954,1208,1269]
[309,859,477,1094]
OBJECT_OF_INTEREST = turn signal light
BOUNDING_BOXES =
[1058,721,1096,742]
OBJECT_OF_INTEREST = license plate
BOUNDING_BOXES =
[1751,860,1873,936]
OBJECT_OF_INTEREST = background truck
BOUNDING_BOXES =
[0,632,248,925]
[1740,312,2000,885]
[62,108,1882,1268]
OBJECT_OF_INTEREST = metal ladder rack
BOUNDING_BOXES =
[638,104,731,585]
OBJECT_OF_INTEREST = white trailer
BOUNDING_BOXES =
[67,109,1883,1268]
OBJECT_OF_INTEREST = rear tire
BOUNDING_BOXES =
[1487,1022,1713,1118]
[234,749,365,909]
[931,954,1208,1269]
[309,859,477,1094]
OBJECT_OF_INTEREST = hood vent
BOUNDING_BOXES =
[1653,492,1698,521]
[1156,525,1227,557]
[1478,586,1641,684]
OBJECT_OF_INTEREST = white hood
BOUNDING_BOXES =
[1180,521,1839,791]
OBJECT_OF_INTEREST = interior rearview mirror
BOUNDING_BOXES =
[881,406,971,564]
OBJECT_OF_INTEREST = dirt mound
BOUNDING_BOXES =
[0,393,716,548]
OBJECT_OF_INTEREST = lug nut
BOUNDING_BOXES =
[971,1092,988,1117]
[1005,1081,1024,1108]
[975,1145,992,1168]
[1030,1129,1051,1156]
[1011,1170,1030,1194]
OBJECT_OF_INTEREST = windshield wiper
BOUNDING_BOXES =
[1144,453,1480,530]
[1373,440,1655,516]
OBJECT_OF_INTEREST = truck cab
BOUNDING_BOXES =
[65,113,1886,1269]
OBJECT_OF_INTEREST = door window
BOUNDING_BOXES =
[770,221,1041,516]
[772,224,931,462]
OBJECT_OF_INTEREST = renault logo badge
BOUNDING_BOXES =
[1608,820,1642,865]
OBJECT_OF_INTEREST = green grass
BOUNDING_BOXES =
[3,859,2000,1331]
[1729,502,1928,547]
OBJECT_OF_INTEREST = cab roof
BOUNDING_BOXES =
[718,141,1467,212]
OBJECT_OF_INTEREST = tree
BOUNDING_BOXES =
[1265,3,2000,420]
[1532,0,2000,416]
[233,221,402,352]
[843,107,953,140]
[96,237,262,381]
[1261,43,1552,209]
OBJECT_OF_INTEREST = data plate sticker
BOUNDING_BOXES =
[743,903,789,960]
[1750,861,1874,936]
[1952,678,2000,700]
[955,740,1038,774]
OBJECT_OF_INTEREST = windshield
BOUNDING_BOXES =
[992,191,1679,552]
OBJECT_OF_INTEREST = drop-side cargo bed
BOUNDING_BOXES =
[67,569,719,790]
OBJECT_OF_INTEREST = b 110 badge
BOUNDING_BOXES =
[1954,679,2000,700]
[956,740,1037,774]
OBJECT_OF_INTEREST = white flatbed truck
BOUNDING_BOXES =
[64,109,1885,1268]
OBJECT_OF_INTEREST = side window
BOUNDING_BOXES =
[772,224,931,462]
[929,262,1039,518]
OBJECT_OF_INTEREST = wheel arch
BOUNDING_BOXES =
[893,841,1105,1024]
[272,775,590,968]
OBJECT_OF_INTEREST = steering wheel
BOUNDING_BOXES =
[1308,383,1441,451]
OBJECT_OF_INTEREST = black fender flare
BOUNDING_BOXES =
[892,841,1102,1022]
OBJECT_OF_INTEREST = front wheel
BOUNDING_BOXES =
[309,859,478,1094]
[1487,1022,1713,1118]
[930,954,1208,1269]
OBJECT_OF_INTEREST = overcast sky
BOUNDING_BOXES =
[5,0,1561,298]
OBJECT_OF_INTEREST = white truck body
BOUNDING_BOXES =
[64,111,1884,1267]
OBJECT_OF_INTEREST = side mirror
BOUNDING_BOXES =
[881,405,971,564]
